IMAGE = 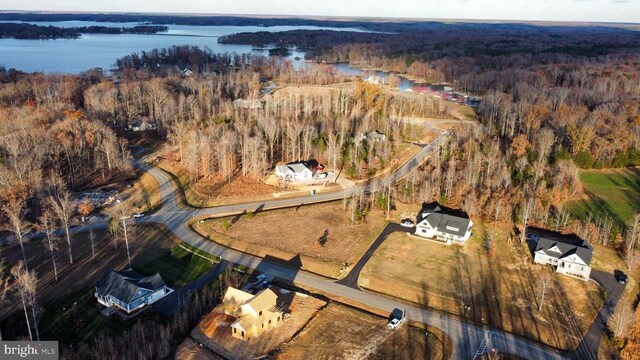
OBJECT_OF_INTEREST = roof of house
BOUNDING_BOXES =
[288,163,310,174]
[223,287,254,311]
[225,287,283,331]
[96,269,166,304]
[245,288,278,312]
[234,308,281,331]
[421,212,472,238]
[535,237,594,265]
[366,130,386,140]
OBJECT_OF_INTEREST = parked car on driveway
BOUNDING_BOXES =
[400,219,415,228]
[317,172,328,179]
[614,270,628,284]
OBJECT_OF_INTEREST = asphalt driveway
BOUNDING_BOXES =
[336,222,410,289]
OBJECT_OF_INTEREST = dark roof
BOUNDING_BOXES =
[535,236,594,265]
[421,211,471,238]
[96,269,166,304]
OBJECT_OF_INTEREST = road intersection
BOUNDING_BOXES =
[135,131,577,360]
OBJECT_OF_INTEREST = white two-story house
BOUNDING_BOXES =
[533,236,593,280]
[414,205,473,244]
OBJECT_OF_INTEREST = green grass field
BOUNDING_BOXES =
[40,288,129,343]
[133,244,218,287]
[568,168,640,226]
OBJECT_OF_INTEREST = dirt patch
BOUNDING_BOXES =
[193,202,388,278]
[360,222,603,350]
[174,339,222,360]
[193,289,325,360]
[277,304,446,360]
[156,159,278,207]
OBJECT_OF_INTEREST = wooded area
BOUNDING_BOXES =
[0,17,639,358]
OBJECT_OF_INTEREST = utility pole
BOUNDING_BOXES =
[121,215,132,266]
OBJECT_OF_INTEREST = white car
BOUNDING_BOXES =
[133,213,144,218]
[387,308,406,329]
[400,219,415,228]
[388,318,403,329]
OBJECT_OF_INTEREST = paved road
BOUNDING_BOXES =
[568,269,627,360]
[3,128,608,359]
[336,222,409,289]
[131,132,574,360]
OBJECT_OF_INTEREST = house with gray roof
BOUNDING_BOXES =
[275,162,313,182]
[533,235,593,280]
[414,205,473,244]
[95,269,173,314]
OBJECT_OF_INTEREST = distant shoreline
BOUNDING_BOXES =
[0,11,638,26]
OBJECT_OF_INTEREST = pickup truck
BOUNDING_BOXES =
[387,308,406,329]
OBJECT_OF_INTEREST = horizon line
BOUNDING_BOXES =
[0,10,638,26]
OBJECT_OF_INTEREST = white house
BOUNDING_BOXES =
[128,120,157,132]
[358,130,387,143]
[275,162,313,182]
[414,205,473,244]
[533,236,593,280]
[95,269,173,314]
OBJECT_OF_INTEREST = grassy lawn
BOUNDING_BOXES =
[40,288,129,344]
[568,168,640,225]
[192,202,388,279]
[133,244,218,288]
[359,223,603,350]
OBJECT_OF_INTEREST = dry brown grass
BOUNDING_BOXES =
[155,159,278,207]
[193,202,388,278]
[277,304,447,360]
[192,290,325,360]
[360,223,604,350]
[127,171,162,212]
[174,339,222,360]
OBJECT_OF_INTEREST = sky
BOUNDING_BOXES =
[0,0,638,23]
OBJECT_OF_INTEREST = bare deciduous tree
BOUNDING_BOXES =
[0,259,9,341]
[88,228,97,259]
[109,203,133,265]
[610,301,635,338]
[538,274,552,312]
[2,197,32,271]
[11,261,39,341]
[49,190,75,264]
[38,208,60,281]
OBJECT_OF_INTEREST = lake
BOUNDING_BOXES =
[0,21,370,73]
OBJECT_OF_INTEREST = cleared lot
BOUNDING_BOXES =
[193,202,388,278]
[192,289,326,360]
[359,224,604,350]
[277,303,448,360]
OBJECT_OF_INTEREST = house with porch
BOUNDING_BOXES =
[95,269,173,314]
[533,235,593,280]
[275,162,314,182]
[222,287,283,341]
[413,204,473,244]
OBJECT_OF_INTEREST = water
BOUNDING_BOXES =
[0,21,369,73]
[329,63,419,91]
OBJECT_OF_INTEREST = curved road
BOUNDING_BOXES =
[134,131,571,360]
